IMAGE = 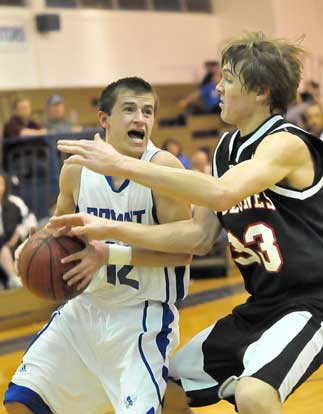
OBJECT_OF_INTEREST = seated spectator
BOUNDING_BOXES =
[8,193,37,249]
[0,172,23,289]
[302,103,323,140]
[304,80,320,104]
[44,94,75,133]
[200,60,221,87]
[191,147,212,174]
[286,91,314,126]
[162,138,190,169]
[178,61,222,114]
[3,97,47,139]
[286,80,320,127]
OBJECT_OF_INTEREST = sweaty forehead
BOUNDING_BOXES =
[116,90,155,107]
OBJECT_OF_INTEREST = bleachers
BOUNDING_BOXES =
[3,128,100,218]
[0,287,57,331]
[153,112,231,159]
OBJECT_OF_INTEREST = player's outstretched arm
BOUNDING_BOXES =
[50,205,220,257]
[49,205,222,287]
[58,131,311,211]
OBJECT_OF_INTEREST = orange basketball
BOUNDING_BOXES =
[18,229,86,301]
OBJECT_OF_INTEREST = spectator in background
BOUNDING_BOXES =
[44,94,74,133]
[286,80,320,127]
[286,91,314,126]
[8,193,37,249]
[304,80,320,104]
[162,138,190,169]
[3,97,46,139]
[200,60,222,87]
[0,172,22,289]
[191,147,212,174]
[199,71,222,114]
[302,103,323,140]
[178,61,222,114]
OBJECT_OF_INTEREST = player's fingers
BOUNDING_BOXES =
[67,270,88,287]
[50,214,84,227]
[14,240,27,261]
[57,143,87,155]
[62,262,84,280]
[57,139,91,150]
[29,227,37,236]
[58,139,89,147]
[70,226,91,237]
[63,155,88,166]
[14,261,20,277]
[76,274,93,291]
[52,225,71,238]
[61,250,84,264]
[71,226,105,240]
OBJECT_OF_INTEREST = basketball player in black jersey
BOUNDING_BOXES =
[52,32,323,414]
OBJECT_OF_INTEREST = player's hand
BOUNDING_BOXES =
[14,227,36,275]
[45,221,72,238]
[57,133,123,176]
[50,213,112,240]
[60,240,109,291]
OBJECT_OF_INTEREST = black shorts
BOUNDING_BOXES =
[169,310,323,407]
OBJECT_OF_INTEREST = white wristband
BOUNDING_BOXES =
[108,245,132,265]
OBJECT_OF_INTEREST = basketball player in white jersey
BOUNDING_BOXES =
[4,77,191,414]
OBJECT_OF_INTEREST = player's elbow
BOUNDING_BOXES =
[208,188,237,212]
[190,229,215,256]
[192,239,214,256]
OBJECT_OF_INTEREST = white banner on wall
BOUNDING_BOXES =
[0,19,27,51]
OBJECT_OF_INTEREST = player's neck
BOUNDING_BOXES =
[237,107,272,137]
[110,176,127,189]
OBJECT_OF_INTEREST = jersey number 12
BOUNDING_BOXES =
[107,265,139,289]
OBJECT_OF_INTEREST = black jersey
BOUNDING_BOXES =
[213,115,323,324]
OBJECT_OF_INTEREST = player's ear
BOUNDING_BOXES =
[256,88,270,105]
[98,111,110,129]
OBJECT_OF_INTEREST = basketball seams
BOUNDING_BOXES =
[54,237,85,300]
[54,236,84,253]
[23,233,51,289]
[47,240,57,301]
[19,231,86,301]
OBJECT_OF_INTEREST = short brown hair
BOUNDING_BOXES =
[99,77,159,115]
[221,31,305,113]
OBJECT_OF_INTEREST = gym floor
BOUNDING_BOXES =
[0,269,322,414]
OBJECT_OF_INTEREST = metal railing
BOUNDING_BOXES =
[3,128,100,218]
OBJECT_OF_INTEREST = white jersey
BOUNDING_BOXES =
[77,140,189,308]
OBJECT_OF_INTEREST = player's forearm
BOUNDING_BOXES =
[131,248,191,266]
[119,157,228,211]
[95,242,191,267]
[107,219,203,254]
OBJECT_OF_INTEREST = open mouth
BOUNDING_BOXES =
[128,130,145,140]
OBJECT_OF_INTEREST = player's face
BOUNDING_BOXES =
[216,63,260,127]
[101,89,155,158]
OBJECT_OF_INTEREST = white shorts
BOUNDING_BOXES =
[8,297,179,414]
